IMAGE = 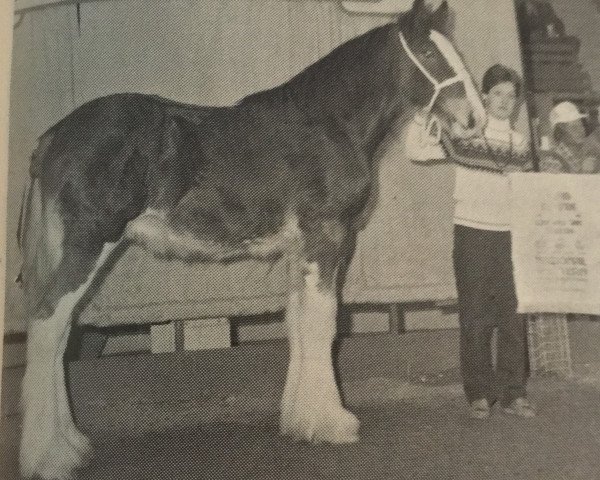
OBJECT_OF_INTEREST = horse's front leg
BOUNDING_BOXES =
[280,222,359,444]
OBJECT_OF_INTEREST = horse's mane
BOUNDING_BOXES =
[239,21,400,124]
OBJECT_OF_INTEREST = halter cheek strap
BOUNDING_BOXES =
[399,29,486,123]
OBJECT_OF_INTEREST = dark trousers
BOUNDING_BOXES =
[453,225,528,406]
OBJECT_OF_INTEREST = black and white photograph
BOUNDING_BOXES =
[1,0,600,479]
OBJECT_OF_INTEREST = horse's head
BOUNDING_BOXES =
[397,0,486,132]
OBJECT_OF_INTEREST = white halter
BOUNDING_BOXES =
[399,29,486,122]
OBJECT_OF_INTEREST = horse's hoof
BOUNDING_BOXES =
[312,408,360,444]
[66,428,93,462]
[20,433,92,480]
[281,405,360,444]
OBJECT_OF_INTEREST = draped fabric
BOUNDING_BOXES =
[6,0,525,331]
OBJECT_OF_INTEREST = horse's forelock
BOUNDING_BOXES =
[429,1,450,36]
[398,0,448,43]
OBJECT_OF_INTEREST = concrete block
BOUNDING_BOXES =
[404,308,459,331]
[150,323,176,353]
[184,318,231,351]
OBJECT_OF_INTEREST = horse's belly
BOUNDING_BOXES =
[124,209,300,262]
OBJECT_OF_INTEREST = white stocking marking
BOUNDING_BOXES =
[20,242,117,480]
[281,291,301,434]
[280,263,359,444]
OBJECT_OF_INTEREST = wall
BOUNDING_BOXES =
[6,7,77,333]
[5,0,525,333]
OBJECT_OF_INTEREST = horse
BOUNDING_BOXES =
[16,1,485,478]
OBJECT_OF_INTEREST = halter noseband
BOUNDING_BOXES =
[399,29,485,122]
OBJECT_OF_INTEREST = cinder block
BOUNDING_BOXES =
[350,311,390,333]
[184,318,231,351]
[150,323,176,353]
[404,308,459,331]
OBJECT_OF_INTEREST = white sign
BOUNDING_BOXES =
[510,172,600,314]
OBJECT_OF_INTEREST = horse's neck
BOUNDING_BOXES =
[354,81,403,159]
[288,25,403,158]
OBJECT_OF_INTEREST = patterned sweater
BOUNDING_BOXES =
[443,116,533,231]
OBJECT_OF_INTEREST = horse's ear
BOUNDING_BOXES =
[410,0,426,14]
[404,0,432,39]
[429,1,449,34]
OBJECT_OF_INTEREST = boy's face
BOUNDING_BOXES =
[561,119,586,146]
[484,81,517,122]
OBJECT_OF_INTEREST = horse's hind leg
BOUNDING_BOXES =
[280,220,359,444]
[280,276,302,436]
[20,242,118,480]
[22,312,88,480]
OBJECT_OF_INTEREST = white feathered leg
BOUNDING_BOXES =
[280,263,359,444]
[280,291,302,434]
[55,319,93,459]
[21,311,83,480]
[20,243,117,480]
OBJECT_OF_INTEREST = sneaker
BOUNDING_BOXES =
[502,397,536,418]
[469,399,490,419]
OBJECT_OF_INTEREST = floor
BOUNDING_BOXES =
[2,367,600,480]
[2,320,600,480]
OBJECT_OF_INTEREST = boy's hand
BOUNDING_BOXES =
[451,122,483,139]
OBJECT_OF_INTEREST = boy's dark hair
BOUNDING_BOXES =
[482,64,521,96]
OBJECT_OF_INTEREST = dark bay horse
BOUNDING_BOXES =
[16,1,485,478]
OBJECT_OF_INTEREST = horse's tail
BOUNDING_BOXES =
[15,177,41,286]
[16,179,32,261]
[16,132,64,318]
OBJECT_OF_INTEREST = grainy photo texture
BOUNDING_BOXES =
[2,1,600,479]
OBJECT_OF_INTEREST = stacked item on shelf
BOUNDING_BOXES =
[523,37,592,93]
[517,0,594,94]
